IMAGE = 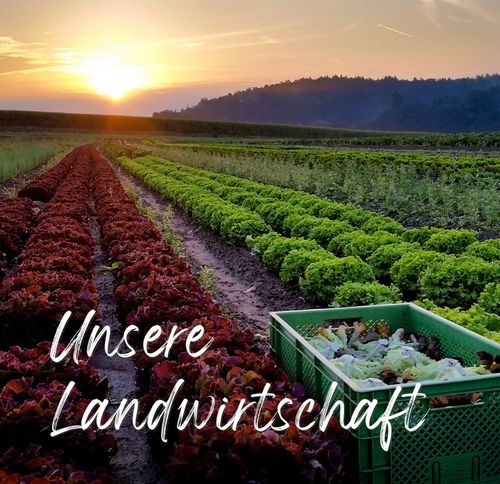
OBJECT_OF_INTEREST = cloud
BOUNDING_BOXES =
[0,24,302,80]
[196,32,334,52]
[445,13,473,23]
[419,0,442,27]
[0,29,274,77]
[0,28,272,76]
[377,24,414,38]
[0,36,52,72]
[0,65,55,77]
[442,0,492,22]
[418,0,497,27]
[0,36,46,57]
[103,29,267,54]
[96,24,309,55]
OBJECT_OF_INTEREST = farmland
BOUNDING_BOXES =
[107,148,500,343]
[3,109,500,146]
[122,140,500,235]
[0,141,354,482]
[0,132,101,188]
[0,135,66,184]
[0,128,499,483]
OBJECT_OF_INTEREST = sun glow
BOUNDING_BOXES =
[77,56,146,100]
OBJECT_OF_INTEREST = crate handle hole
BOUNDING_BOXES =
[430,392,483,410]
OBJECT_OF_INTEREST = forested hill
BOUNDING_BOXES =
[154,75,500,133]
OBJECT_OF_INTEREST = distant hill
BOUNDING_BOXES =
[153,75,500,133]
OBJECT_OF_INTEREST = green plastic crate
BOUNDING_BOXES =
[269,303,500,484]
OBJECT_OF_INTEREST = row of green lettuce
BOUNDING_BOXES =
[116,155,500,342]
[145,141,500,175]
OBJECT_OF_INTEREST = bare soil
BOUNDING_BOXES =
[109,160,313,334]
[89,213,166,484]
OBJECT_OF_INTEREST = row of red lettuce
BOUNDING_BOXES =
[0,146,116,482]
[92,150,353,483]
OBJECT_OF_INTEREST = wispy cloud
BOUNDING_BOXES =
[0,65,55,77]
[0,23,308,79]
[442,0,492,22]
[103,29,268,54]
[419,0,442,27]
[377,23,414,38]
[198,38,282,52]
[0,36,48,61]
[419,0,497,27]
[0,29,274,77]
[196,32,332,52]
[445,13,473,24]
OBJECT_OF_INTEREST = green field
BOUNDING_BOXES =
[2,109,500,146]
[0,121,499,483]
[0,137,60,183]
[107,145,500,343]
[0,132,102,184]
[122,139,500,235]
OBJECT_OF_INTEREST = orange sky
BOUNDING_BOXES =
[1,0,499,115]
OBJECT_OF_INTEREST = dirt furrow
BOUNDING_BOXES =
[89,211,165,484]
[107,158,312,333]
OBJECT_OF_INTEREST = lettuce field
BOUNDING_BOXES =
[0,136,499,483]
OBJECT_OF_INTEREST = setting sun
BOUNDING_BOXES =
[78,56,146,100]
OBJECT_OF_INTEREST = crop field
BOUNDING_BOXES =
[0,138,64,184]
[109,148,500,343]
[0,143,356,482]
[125,140,500,235]
[0,132,100,186]
[0,134,499,482]
[3,110,500,147]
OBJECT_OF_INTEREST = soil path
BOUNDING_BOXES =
[89,212,166,484]
[107,158,312,334]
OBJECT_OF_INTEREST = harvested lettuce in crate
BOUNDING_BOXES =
[307,319,498,393]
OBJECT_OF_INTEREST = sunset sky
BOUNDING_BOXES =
[1,0,499,115]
